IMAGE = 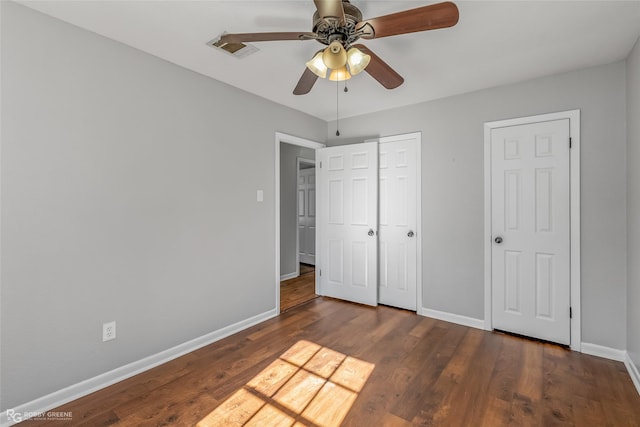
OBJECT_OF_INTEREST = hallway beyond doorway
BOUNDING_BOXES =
[280,263,317,312]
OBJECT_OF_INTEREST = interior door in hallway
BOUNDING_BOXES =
[317,142,378,306]
[378,135,419,311]
[491,118,571,345]
[298,165,316,265]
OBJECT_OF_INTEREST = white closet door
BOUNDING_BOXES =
[317,142,378,306]
[378,136,418,310]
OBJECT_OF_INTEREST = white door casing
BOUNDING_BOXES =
[489,117,573,345]
[378,135,419,310]
[298,164,316,265]
[317,142,379,306]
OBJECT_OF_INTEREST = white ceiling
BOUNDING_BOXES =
[19,0,640,121]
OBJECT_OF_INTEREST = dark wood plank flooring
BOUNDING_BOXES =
[280,264,317,312]
[18,298,640,426]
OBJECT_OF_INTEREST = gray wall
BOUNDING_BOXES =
[328,61,628,350]
[627,37,640,370]
[280,143,315,277]
[0,2,326,409]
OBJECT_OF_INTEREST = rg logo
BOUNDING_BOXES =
[5,409,23,423]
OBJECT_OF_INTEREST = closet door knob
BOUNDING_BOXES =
[408,230,415,237]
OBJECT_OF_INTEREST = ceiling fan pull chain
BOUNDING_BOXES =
[336,78,340,136]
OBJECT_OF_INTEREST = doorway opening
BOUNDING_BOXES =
[275,133,325,313]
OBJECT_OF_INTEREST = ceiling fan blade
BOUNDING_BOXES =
[293,68,319,95]
[219,32,316,44]
[314,0,346,24]
[357,1,459,39]
[353,44,404,89]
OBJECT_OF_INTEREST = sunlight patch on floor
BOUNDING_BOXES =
[197,340,375,427]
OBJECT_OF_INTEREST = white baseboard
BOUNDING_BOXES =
[280,272,298,281]
[0,308,278,427]
[419,307,485,330]
[581,342,626,362]
[624,353,640,397]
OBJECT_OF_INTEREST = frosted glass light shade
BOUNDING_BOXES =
[328,66,352,81]
[306,51,328,78]
[347,47,371,75]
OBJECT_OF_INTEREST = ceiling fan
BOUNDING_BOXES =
[218,0,459,95]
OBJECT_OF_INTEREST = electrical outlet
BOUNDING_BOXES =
[103,321,116,342]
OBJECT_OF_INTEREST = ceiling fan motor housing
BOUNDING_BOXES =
[312,0,363,47]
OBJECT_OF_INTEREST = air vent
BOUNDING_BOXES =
[207,34,259,59]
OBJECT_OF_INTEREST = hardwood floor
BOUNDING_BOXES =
[18,298,640,426]
[280,264,317,312]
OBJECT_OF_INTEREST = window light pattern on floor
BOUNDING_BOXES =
[197,340,375,427]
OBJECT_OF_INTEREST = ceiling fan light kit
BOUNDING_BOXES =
[305,42,370,81]
[219,0,459,94]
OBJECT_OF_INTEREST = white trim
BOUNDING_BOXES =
[420,307,485,330]
[276,132,324,150]
[280,272,298,281]
[483,123,493,332]
[581,342,626,362]
[624,353,640,397]
[0,308,278,427]
[416,134,423,312]
[569,111,581,351]
[483,110,581,351]
[275,132,325,312]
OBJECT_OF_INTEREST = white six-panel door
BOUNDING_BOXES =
[378,136,418,310]
[317,142,378,306]
[298,167,316,265]
[491,119,571,345]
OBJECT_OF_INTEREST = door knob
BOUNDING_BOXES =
[407,230,415,237]
[368,229,375,237]
[494,236,503,244]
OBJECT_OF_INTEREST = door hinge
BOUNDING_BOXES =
[570,306,572,318]
[319,161,322,168]
[319,269,322,277]
[569,137,572,149]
